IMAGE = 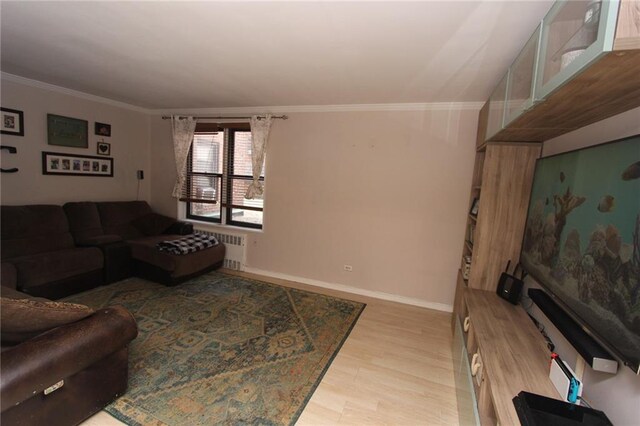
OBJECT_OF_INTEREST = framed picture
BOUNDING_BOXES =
[1,107,25,136]
[470,197,480,216]
[42,151,113,177]
[47,114,88,148]
[97,141,111,156]
[95,122,111,137]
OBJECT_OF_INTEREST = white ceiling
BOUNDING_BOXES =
[0,1,553,110]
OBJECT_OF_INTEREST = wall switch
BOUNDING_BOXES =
[343,265,353,272]
[136,170,144,180]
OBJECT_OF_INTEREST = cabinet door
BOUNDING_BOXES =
[452,318,481,426]
[485,72,508,140]
[535,0,620,100]
[505,22,543,126]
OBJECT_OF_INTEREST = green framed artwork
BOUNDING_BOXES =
[47,114,88,148]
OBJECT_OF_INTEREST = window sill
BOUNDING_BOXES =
[185,218,264,235]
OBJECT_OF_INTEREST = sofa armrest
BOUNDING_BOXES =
[0,305,137,410]
[1,263,17,289]
[164,221,193,236]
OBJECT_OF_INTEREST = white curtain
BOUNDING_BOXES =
[171,116,197,198]
[245,114,273,199]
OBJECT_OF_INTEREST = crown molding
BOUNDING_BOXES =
[152,101,484,116]
[1,71,483,115]
[1,72,151,113]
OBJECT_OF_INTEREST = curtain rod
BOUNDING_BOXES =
[161,115,288,120]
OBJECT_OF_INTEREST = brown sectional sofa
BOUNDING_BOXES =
[0,201,225,296]
[0,200,224,426]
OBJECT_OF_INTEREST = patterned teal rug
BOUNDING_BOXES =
[65,271,364,425]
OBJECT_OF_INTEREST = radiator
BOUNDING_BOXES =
[195,228,246,271]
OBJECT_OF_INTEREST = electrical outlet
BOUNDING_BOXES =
[343,265,353,272]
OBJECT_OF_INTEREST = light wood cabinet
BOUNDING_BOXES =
[458,141,540,294]
[482,0,640,143]
[452,288,560,425]
[536,0,620,100]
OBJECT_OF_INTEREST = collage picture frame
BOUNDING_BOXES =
[42,151,113,177]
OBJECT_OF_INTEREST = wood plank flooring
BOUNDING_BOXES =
[82,271,460,425]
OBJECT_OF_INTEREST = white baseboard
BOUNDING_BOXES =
[243,267,453,313]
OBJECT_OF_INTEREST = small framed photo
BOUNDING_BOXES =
[1,107,25,136]
[95,122,111,137]
[97,141,111,156]
[470,197,480,216]
[42,151,113,177]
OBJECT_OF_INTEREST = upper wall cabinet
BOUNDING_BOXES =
[479,0,640,143]
[536,0,620,100]
[504,23,543,126]
[486,72,508,140]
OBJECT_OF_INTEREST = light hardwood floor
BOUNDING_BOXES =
[82,271,460,426]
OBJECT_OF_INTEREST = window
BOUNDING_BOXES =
[185,126,264,229]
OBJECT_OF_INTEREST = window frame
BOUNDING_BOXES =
[186,127,264,229]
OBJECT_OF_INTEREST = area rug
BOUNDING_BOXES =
[64,271,364,425]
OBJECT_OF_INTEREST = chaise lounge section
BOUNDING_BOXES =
[64,201,225,285]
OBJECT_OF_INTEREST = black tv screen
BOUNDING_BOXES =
[520,135,640,373]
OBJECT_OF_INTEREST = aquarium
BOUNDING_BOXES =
[521,135,640,373]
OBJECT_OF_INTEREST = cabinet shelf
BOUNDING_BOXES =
[465,240,474,253]
[468,214,477,222]
[458,268,469,286]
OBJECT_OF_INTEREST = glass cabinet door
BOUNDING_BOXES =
[535,0,620,100]
[485,72,508,140]
[505,23,542,126]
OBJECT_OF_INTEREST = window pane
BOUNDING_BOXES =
[188,132,223,222]
[189,176,221,220]
[191,202,221,221]
[193,133,223,174]
[230,208,263,226]
[233,131,264,177]
[230,178,264,210]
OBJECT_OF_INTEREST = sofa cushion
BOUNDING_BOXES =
[128,235,225,278]
[1,205,75,259]
[63,202,104,243]
[7,248,103,291]
[1,297,94,343]
[131,213,176,236]
[97,201,153,240]
[76,234,123,246]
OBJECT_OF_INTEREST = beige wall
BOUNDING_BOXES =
[0,78,150,205]
[150,109,478,308]
[530,106,640,425]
